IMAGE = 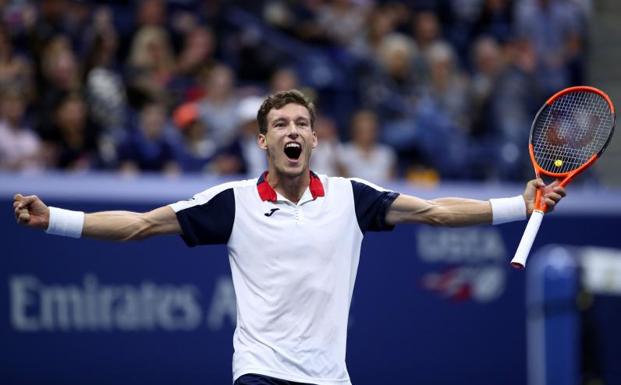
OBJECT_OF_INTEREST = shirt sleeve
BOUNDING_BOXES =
[350,178,400,233]
[169,187,235,247]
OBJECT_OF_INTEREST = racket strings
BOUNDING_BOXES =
[533,91,613,173]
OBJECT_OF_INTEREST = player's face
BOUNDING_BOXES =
[259,103,317,177]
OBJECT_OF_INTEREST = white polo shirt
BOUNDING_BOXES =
[170,172,399,384]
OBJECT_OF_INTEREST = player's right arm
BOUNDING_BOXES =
[13,194,181,241]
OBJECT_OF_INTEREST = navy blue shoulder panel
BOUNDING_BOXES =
[350,180,400,233]
[175,188,235,247]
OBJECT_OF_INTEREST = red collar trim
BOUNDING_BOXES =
[256,171,325,202]
[309,171,325,199]
[256,172,277,202]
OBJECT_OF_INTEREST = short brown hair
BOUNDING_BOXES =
[257,89,316,134]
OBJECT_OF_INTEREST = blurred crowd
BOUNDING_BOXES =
[0,0,592,184]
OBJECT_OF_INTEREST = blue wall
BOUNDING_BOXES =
[2,173,620,385]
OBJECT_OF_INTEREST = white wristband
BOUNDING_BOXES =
[46,207,85,238]
[489,195,527,225]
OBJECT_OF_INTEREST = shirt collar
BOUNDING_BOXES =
[256,171,325,202]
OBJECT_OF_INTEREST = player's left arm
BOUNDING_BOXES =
[385,179,566,226]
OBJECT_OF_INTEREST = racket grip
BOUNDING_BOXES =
[510,210,544,269]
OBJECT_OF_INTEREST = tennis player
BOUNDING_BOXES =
[13,90,565,385]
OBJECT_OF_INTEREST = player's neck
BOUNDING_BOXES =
[267,169,310,204]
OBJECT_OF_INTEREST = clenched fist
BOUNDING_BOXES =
[13,194,49,229]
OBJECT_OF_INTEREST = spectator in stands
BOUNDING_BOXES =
[211,96,267,177]
[83,8,127,144]
[37,35,83,139]
[197,64,239,149]
[360,33,419,121]
[413,9,443,48]
[171,102,217,174]
[1,2,37,40]
[437,0,481,66]
[349,6,398,60]
[24,0,72,56]
[412,10,444,77]
[313,0,371,47]
[361,32,423,174]
[310,114,345,177]
[64,0,95,56]
[341,109,396,183]
[403,41,473,179]
[175,25,217,100]
[137,0,166,26]
[473,0,515,43]
[267,69,320,119]
[488,38,544,180]
[419,41,470,132]
[269,67,300,94]
[83,6,120,70]
[0,24,34,101]
[0,87,43,171]
[47,92,100,171]
[39,35,82,93]
[465,37,512,180]
[469,36,506,138]
[118,101,179,176]
[514,0,587,94]
[125,26,177,109]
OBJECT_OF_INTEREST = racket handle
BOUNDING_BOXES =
[510,210,544,269]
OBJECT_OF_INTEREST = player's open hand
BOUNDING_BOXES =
[523,179,567,215]
[13,194,49,229]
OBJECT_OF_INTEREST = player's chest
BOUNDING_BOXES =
[231,196,358,250]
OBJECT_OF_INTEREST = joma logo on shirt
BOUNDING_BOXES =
[264,208,279,217]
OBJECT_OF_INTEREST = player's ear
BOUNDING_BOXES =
[312,129,318,149]
[258,133,268,150]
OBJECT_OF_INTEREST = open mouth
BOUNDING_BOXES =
[284,142,302,160]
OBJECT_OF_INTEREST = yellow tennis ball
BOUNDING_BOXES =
[554,159,563,167]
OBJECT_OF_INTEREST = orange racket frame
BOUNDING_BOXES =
[511,86,615,268]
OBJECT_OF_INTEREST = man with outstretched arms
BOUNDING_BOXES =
[14,90,566,385]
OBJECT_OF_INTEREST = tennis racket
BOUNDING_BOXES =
[511,86,615,269]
